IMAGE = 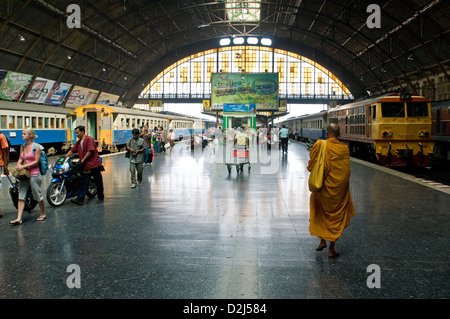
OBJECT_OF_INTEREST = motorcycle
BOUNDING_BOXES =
[46,156,97,207]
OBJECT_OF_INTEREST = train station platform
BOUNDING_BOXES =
[0,140,448,300]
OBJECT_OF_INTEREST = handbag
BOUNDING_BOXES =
[308,140,327,192]
[11,167,31,181]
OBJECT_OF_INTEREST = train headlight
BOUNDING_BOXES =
[382,131,393,138]
[419,131,429,138]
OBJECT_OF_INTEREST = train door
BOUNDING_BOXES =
[83,108,102,153]
[366,105,372,138]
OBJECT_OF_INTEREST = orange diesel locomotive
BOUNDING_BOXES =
[328,93,434,167]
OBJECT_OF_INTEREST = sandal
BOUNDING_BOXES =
[37,215,46,221]
[10,219,22,225]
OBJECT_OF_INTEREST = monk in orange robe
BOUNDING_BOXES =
[307,123,355,258]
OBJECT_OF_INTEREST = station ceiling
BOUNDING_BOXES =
[0,0,448,106]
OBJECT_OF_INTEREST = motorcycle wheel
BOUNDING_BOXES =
[46,182,67,207]
[87,178,98,198]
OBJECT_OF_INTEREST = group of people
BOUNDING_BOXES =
[1,123,355,258]
[0,126,105,225]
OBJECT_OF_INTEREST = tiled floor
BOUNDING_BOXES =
[0,140,448,298]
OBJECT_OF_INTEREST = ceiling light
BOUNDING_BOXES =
[67,55,72,60]
[220,38,231,46]
[247,37,258,45]
[261,38,272,46]
[233,37,245,45]
[18,34,26,42]
[102,67,106,72]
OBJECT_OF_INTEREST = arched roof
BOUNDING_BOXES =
[0,0,448,107]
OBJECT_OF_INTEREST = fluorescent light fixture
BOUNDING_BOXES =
[261,38,272,46]
[247,37,258,45]
[233,37,245,45]
[220,38,231,46]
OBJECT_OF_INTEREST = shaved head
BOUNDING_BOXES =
[326,123,340,138]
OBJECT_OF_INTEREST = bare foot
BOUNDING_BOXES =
[315,243,327,251]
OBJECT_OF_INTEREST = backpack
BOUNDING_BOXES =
[22,143,49,175]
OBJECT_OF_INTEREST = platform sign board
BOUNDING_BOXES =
[0,71,33,101]
[223,103,256,114]
[211,73,279,111]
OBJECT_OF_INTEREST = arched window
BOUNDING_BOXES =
[139,46,352,103]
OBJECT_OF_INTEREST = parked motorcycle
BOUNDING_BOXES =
[46,156,97,207]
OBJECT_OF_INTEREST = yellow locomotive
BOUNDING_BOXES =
[328,93,434,166]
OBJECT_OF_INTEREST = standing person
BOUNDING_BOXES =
[159,126,166,153]
[279,124,289,153]
[9,129,45,225]
[140,125,153,166]
[307,123,355,258]
[65,126,104,205]
[127,129,145,188]
[152,127,161,155]
[169,129,176,148]
[0,131,10,218]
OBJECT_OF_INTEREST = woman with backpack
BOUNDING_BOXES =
[10,129,46,225]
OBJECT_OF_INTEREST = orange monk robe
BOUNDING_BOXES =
[307,138,356,242]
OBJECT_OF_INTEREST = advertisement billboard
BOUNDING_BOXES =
[65,85,99,108]
[211,73,279,111]
[0,71,33,101]
[25,77,72,106]
[96,92,120,106]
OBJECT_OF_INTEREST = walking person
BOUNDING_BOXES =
[0,130,10,218]
[279,124,289,153]
[127,128,145,188]
[140,125,153,166]
[9,129,46,225]
[169,129,176,148]
[64,126,105,205]
[307,123,356,258]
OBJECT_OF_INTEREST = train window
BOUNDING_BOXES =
[32,117,37,128]
[56,118,60,129]
[24,117,30,129]
[372,105,376,121]
[17,116,23,129]
[50,118,55,129]
[407,102,428,117]
[381,102,404,118]
[38,117,43,128]
[1,115,6,129]
[61,118,65,129]
[44,118,49,129]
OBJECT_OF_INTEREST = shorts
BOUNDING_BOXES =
[19,174,43,202]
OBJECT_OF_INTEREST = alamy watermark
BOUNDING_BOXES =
[366,264,381,289]
[66,264,81,289]
[66,4,81,29]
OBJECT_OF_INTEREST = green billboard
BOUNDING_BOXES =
[211,73,279,111]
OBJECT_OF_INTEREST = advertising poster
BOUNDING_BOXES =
[96,92,120,106]
[45,82,72,106]
[26,77,72,106]
[0,71,33,101]
[211,73,279,111]
[65,85,99,108]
